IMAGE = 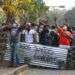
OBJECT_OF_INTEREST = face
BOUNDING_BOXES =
[63,25,67,31]
[26,23,31,31]
[13,23,17,26]
[44,25,49,31]
[13,23,18,27]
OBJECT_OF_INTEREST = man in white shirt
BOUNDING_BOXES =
[25,23,37,44]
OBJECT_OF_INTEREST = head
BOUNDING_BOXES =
[62,25,68,31]
[51,25,57,32]
[67,26,72,33]
[26,22,31,31]
[43,25,49,31]
[51,25,56,30]
[13,23,18,27]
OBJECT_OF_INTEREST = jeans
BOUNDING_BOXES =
[10,40,20,65]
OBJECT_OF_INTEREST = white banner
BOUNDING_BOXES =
[19,42,68,69]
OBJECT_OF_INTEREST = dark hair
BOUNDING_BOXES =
[51,25,56,29]
[43,25,48,30]
[67,26,72,33]
[72,26,75,31]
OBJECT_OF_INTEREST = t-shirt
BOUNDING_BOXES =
[25,29,36,44]
[59,28,72,45]
[10,25,20,42]
[49,30,59,46]
[11,27,18,37]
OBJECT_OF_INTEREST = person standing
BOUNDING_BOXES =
[0,22,26,67]
[49,26,59,47]
[25,23,37,44]
[39,25,49,45]
[58,25,72,48]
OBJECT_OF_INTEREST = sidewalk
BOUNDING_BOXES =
[0,65,28,75]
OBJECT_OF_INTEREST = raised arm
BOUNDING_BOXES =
[0,25,11,32]
[19,22,26,31]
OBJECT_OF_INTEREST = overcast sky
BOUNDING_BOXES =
[43,0,75,10]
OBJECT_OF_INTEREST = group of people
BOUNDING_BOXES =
[0,21,74,67]
[20,22,74,48]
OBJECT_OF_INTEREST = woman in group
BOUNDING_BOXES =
[58,25,72,48]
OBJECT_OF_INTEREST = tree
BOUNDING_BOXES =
[0,9,6,25]
[0,0,49,25]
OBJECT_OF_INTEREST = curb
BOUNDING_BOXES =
[7,65,28,75]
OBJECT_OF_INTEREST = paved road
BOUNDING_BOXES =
[0,67,15,75]
[26,67,75,75]
[1,66,75,75]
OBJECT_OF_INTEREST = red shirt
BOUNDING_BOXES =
[58,28,72,45]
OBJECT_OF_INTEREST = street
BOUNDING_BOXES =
[25,67,75,75]
[1,66,75,75]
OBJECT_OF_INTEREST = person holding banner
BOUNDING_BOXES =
[49,25,59,47]
[58,25,72,48]
[0,22,26,67]
[24,23,38,44]
[39,25,49,45]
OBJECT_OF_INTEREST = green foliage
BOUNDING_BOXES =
[0,10,6,25]
[1,0,49,23]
